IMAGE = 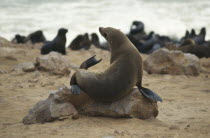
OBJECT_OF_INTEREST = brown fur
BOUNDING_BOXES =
[73,27,143,102]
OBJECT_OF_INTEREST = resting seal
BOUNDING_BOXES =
[12,34,26,44]
[41,28,68,55]
[70,27,162,102]
[129,21,145,35]
[68,33,91,50]
[91,33,100,48]
[26,30,47,44]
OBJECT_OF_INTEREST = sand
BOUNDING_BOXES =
[0,43,210,138]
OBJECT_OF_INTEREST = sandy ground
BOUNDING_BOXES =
[0,43,210,138]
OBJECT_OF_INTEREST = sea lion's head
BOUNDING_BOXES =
[15,34,22,40]
[58,28,68,35]
[190,29,196,37]
[185,30,190,38]
[84,33,89,39]
[91,33,98,40]
[35,30,43,36]
[99,27,127,47]
[200,27,206,36]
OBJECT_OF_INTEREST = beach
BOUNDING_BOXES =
[0,40,210,137]
[1,0,210,137]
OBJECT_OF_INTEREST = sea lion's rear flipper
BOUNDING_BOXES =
[70,55,102,95]
[80,55,102,69]
[139,87,162,102]
[71,85,81,95]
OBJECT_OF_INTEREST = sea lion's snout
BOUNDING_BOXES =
[59,28,68,34]
[99,27,107,38]
[64,29,68,33]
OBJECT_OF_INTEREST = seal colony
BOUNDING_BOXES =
[11,20,210,58]
[70,27,162,102]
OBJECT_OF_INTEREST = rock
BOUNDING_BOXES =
[0,69,6,74]
[79,88,158,119]
[36,52,71,75]
[200,58,210,73]
[0,37,11,47]
[13,62,35,72]
[143,49,200,76]
[0,47,26,57]
[22,87,79,125]
[23,86,158,124]
[200,58,210,68]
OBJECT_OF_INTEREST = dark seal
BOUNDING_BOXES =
[41,28,68,55]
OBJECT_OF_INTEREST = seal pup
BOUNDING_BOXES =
[91,33,109,50]
[180,30,190,44]
[190,29,196,38]
[192,27,206,45]
[26,30,46,44]
[129,21,145,35]
[91,33,100,48]
[12,34,26,44]
[69,33,91,50]
[180,45,210,58]
[41,28,68,55]
[70,27,162,102]
[179,39,210,58]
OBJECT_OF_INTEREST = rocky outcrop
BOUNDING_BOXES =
[78,88,158,119]
[143,49,200,76]
[0,37,12,47]
[36,52,71,75]
[200,58,210,69]
[0,47,26,57]
[13,62,35,72]
[22,87,90,125]
[23,86,158,125]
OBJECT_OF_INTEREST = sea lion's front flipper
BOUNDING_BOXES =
[139,87,162,102]
[71,85,81,95]
[80,55,102,69]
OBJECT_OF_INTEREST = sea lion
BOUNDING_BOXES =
[185,30,190,38]
[180,45,210,58]
[91,33,100,48]
[180,39,196,47]
[180,30,190,44]
[190,29,196,38]
[142,31,154,41]
[192,27,206,45]
[69,33,91,50]
[91,33,109,50]
[41,28,68,55]
[70,27,162,102]
[178,38,210,58]
[137,35,160,54]
[68,34,84,50]
[129,21,145,35]
[12,34,26,44]
[26,30,46,44]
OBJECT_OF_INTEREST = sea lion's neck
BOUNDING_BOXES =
[56,34,66,41]
[110,42,128,64]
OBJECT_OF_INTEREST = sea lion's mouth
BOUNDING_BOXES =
[64,29,68,34]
